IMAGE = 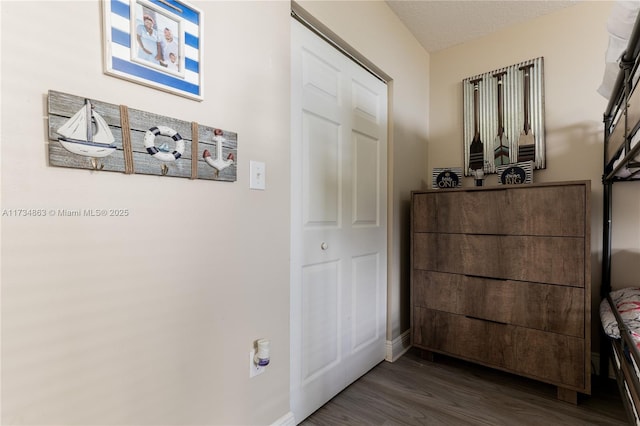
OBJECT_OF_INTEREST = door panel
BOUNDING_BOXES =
[352,253,381,351]
[302,49,340,102]
[353,133,379,227]
[303,112,340,226]
[291,18,387,423]
[301,261,340,382]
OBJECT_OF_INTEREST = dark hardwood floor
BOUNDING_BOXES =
[301,349,628,425]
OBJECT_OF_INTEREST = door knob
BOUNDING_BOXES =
[321,242,328,250]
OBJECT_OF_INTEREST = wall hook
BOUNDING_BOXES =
[91,158,104,171]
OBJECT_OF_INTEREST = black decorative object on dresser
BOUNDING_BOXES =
[410,181,591,404]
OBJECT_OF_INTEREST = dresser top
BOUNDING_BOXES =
[412,180,591,196]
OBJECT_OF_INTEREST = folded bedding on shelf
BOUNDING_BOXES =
[601,287,640,346]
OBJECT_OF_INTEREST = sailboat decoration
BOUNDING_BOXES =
[56,99,117,158]
[203,128,235,172]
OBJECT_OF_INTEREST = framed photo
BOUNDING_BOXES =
[102,0,203,101]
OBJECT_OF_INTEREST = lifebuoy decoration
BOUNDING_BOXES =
[143,126,185,162]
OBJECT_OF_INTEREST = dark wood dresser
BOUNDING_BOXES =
[410,181,591,403]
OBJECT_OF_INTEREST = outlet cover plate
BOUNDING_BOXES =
[250,161,266,190]
[249,349,266,377]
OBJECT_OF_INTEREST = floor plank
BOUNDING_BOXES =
[301,349,627,425]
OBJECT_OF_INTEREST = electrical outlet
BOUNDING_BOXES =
[249,349,266,378]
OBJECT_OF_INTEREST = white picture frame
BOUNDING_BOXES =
[102,0,203,101]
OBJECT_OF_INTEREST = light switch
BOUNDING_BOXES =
[250,161,266,190]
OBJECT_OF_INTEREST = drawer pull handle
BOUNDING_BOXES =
[464,274,508,281]
[465,315,508,326]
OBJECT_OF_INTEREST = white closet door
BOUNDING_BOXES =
[290,18,388,423]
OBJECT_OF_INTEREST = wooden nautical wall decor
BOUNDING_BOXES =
[462,57,545,177]
[47,90,237,181]
[432,167,462,189]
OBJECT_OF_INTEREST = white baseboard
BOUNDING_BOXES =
[271,411,296,426]
[385,329,411,362]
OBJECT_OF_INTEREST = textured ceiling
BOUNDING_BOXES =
[385,0,581,53]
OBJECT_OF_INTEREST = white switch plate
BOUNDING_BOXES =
[249,349,266,377]
[250,161,266,190]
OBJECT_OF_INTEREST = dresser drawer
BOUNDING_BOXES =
[458,276,584,337]
[503,185,585,237]
[412,184,585,237]
[414,233,584,287]
[413,191,498,233]
[412,270,459,312]
[500,236,584,287]
[413,233,503,277]
[413,190,503,234]
[413,308,516,369]
[412,193,437,233]
[515,328,585,389]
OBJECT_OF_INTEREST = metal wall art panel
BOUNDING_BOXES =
[463,57,545,176]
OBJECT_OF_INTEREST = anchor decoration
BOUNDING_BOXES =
[203,128,235,173]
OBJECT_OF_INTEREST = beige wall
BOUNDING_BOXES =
[1,1,291,425]
[429,1,640,346]
[1,1,429,424]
